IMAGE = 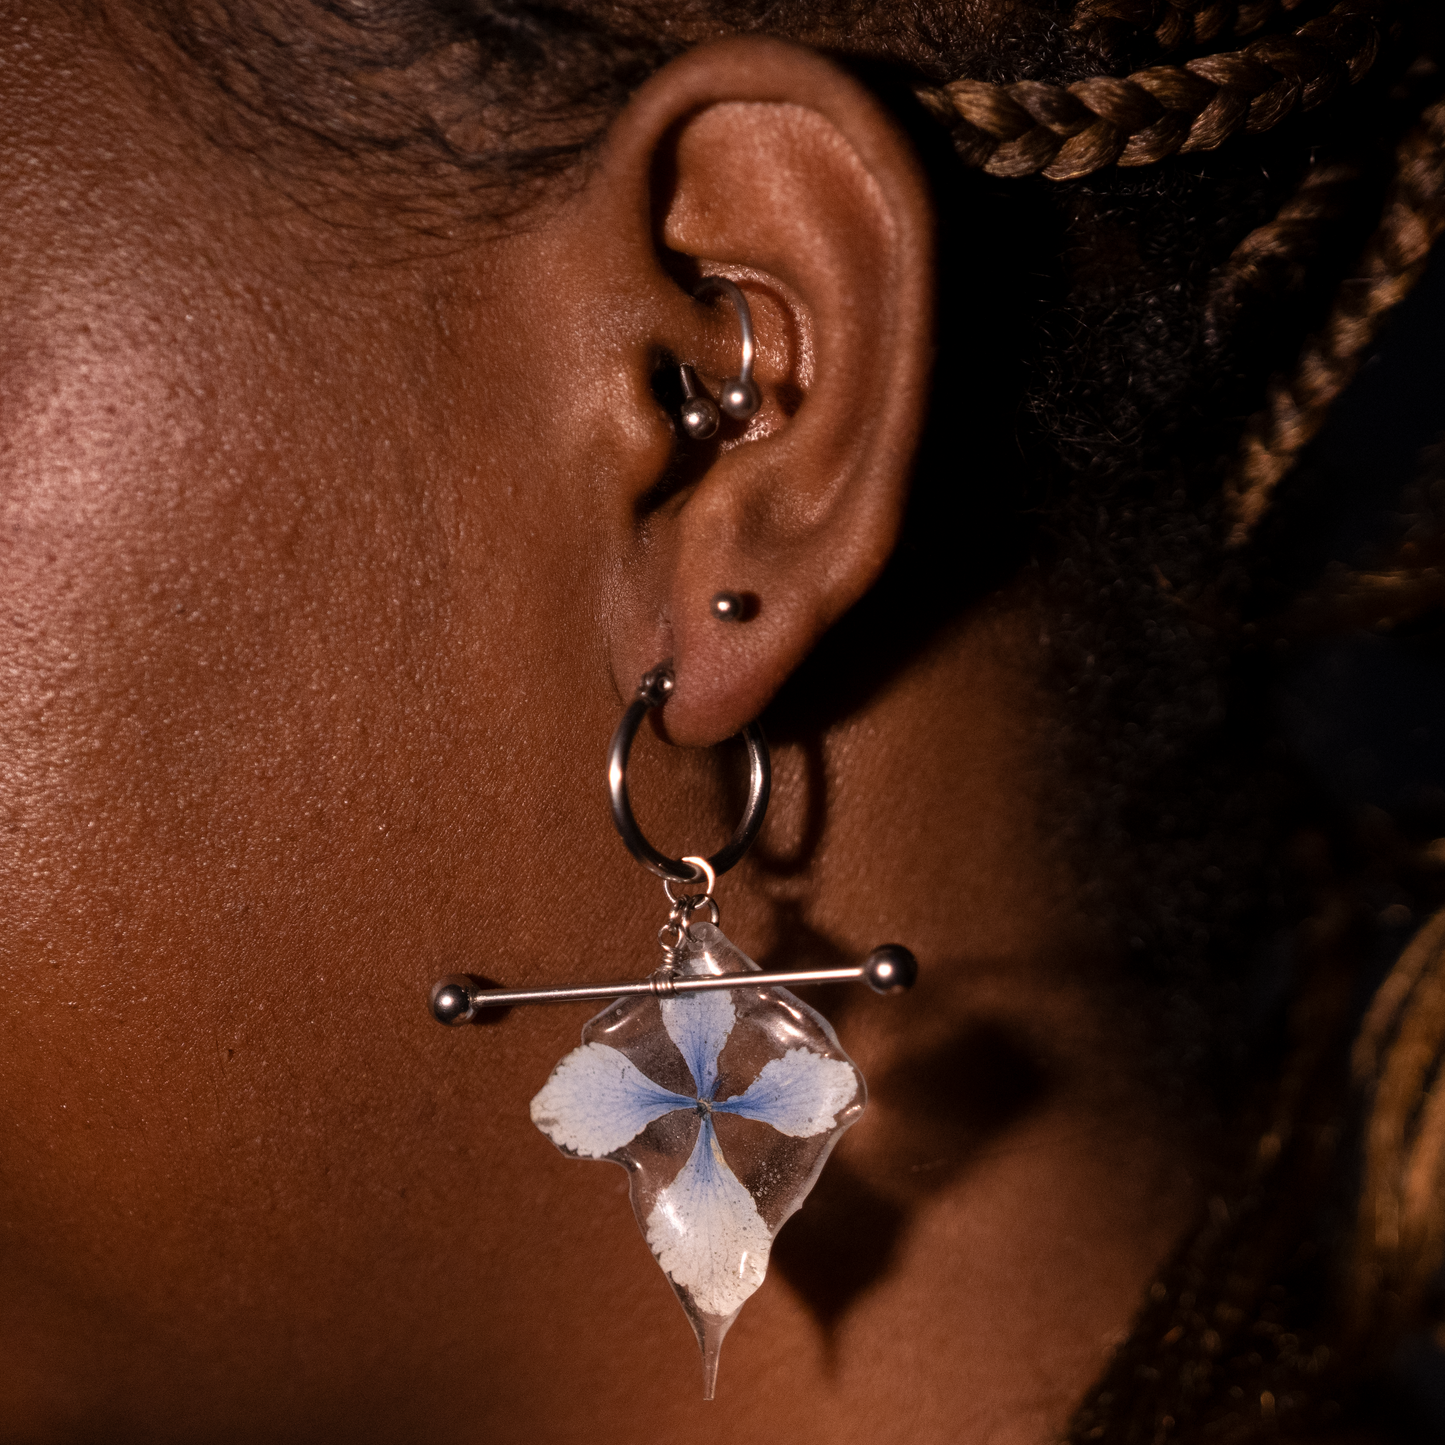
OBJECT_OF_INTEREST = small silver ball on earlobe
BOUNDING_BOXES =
[680,394,720,440]
[720,378,760,420]
[710,592,745,621]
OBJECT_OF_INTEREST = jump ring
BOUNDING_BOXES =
[683,897,722,932]
[608,666,770,883]
[663,855,719,905]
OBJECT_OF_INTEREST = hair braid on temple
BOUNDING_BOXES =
[915,0,1389,180]
[1227,93,1445,543]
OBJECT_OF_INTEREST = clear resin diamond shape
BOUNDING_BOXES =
[530,921,866,1398]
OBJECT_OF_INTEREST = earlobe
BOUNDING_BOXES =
[585,39,935,746]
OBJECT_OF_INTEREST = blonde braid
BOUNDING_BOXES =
[1206,160,1364,333]
[1352,904,1445,1333]
[915,0,1390,181]
[1227,96,1445,545]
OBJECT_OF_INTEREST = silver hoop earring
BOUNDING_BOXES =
[677,275,761,440]
[428,664,916,1399]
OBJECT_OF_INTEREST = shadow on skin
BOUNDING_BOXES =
[758,911,1050,1344]
[746,733,829,879]
[770,1018,1048,1346]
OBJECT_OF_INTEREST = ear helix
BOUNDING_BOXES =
[677,276,761,440]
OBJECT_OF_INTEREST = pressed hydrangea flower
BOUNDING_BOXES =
[530,922,866,1396]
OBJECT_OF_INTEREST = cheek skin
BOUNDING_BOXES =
[0,63,645,1428]
[0,65,779,1431]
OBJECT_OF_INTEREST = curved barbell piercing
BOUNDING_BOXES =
[677,275,761,440]
[699,277,761,420]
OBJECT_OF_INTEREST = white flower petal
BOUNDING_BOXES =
[531,1042,694,1158]
[660,989,735,1100]
[645,1117,771,1318]
[713,1046,859,1137]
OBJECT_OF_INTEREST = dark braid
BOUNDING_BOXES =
[1073,0,1321,53]
[915,0,1390,179]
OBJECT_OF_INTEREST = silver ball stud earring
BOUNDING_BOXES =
[710,591,746,621]
[720,375,760,419]
[676,275,761,438]
[679,364,720,440]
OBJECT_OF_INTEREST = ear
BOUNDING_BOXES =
[570,38,934,746]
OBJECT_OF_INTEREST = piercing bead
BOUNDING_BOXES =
[636,665,675,708]
[863,945,918,995]
[710,592,745,621]
[430,975,476,1026]
[681,395,720,440]
[720,378,760,420]
[678,362,719,440]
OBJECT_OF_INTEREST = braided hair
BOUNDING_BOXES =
[919,0,1393,179]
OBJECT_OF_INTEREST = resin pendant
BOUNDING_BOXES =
[530,921,866,1398]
